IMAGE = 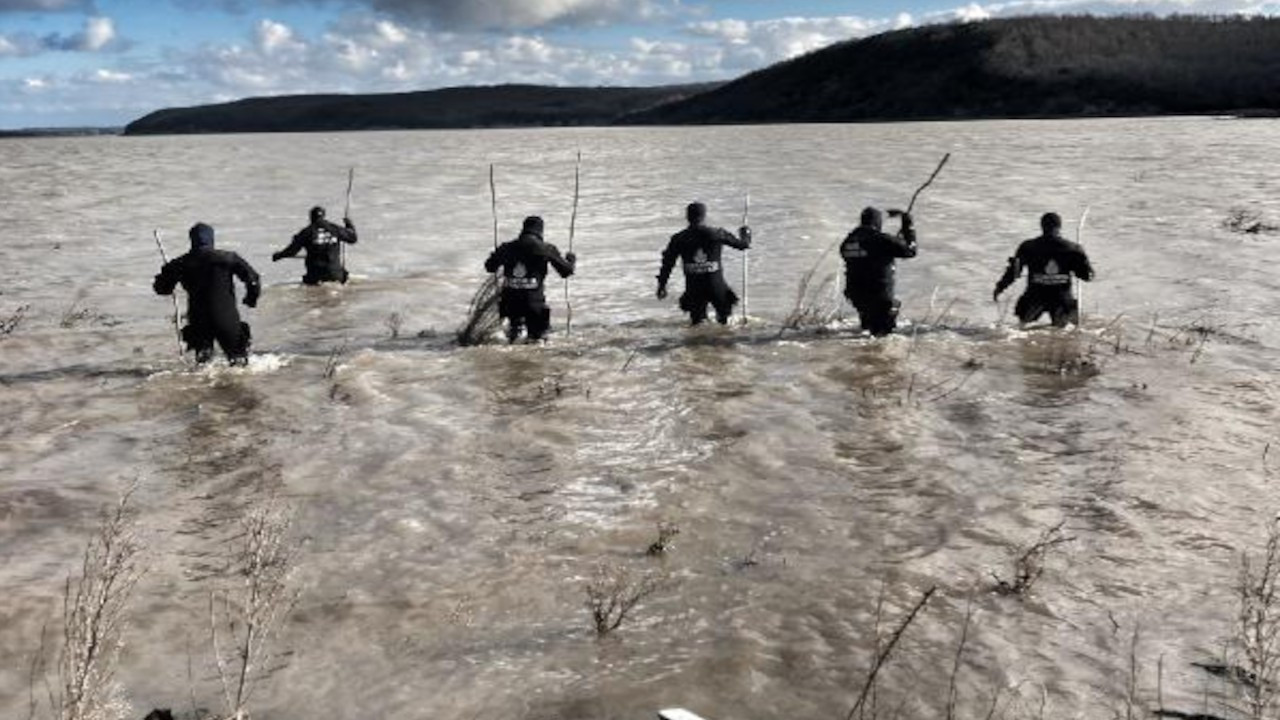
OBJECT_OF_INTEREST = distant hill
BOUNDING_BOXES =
[0,127,120,138]
[123,83,719,135]
[624,15,1280,124]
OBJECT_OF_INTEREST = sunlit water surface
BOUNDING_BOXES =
[1,118,1278,719]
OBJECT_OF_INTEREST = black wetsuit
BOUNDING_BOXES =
[274,219,357,284]
[995,232,1094,327]
[484,230,575,341]
[154,248,261,363]
[658,224,750,325]
[840,223,917,336]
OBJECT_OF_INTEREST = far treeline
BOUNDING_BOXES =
[123,15,1280,136]
[630,14,1280,123]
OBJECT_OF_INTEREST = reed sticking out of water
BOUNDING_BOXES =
[646,521,680,557]
[583,562,668,637]
[30,484,147,720]
[2,303,31,337]
[208,496,299,720]
[384,312,403,339]
[992,520,1074,597]
[846,585,937,720]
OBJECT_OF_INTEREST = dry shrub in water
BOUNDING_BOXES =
[30,486,146,720]
[384,312,403,339]
[992,520,1074,597]
[583,562,669,637]
[646,521,680,557]
[1235,518,1280,720]
[208,496,299,720]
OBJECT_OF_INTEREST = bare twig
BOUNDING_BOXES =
[583,562,669,636]
[846,585,937,720]
[208,495,300,720]
[993,521,1074,596]
[57,483,146,720]
[946,597,975,720]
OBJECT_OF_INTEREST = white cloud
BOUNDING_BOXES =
[81,16,116,51]
[93,69,132,83]
[256,19,305,54]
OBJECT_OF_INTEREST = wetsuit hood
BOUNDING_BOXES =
[860,207,883,231]
[189,223,215,250]
[310,206,326,224]
[522,216,544,235]
[1041,212,1063,235]
[686,202,707,226]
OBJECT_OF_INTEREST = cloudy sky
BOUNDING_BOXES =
[1,0,1277,128]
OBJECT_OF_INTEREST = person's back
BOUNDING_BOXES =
[272,206,357,284]
[993,212,1094,327]
[484,216,575,342]
[154,223,259,364]
[840,207,916,335]
[656,202,751,325]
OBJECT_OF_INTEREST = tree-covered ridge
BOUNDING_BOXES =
[625,15,1280,124]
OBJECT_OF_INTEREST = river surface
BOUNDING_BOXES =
[1,118,1278,720]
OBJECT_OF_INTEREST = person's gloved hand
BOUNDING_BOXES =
[343,217,354,229]
[900,212,914,229]
[656,284,668,300]
[565,252,577,264]
[739,226,752,247]
[271,252,283,262]
[244,296,257,308]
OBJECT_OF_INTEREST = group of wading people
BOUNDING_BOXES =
[153,201,1094,364]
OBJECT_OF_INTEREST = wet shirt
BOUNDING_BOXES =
[996,233,1094,295]
[657,225,749,287]
[484,231,575,292]
[153,248,260,323]
[276,220,357,276]
[840,225,917,295]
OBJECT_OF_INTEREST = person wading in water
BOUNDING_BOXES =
[656,202,752,326]
[272,206,358,284]
[993,212,1095,327]
[484,215,577,343]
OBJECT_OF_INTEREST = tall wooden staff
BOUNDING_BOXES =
[565,151,581,335]
[341,167,354,272]
[1076,205,1090,329]
[740,191,750,325]
[152,229,184,358]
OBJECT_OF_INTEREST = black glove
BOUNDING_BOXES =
[656,285,668,300]
[343,217,354,229]
[900,212,914,229]
[738,226,752,247]
[271,252,283,262]
[565,252,577,264]
[244,296,257,308]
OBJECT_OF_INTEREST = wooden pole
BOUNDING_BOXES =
[740,191,750,325]
[1076,205,1090,329]
[565,151,580,336]
[153,229,184,359]
[342,167,354,272]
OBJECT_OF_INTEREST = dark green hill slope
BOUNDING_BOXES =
[123,83,718,135]
[624,15,1280,123]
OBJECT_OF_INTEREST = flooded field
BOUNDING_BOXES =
[1,118,1278,719]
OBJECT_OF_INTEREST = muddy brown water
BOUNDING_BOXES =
[1,118,1278,719]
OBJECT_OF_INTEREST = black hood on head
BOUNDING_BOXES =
[189,223,215,250]
[860,207,883,231]
[522,216,544,235]
[686,202,707,225]
[310,206,326,223]
[1041,212,1063,235]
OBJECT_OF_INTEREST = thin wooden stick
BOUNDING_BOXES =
[565,151,580,336]
[906,153,950,214]
[341,167,354,272]
[489,164,499,250]
[1076,205,1090,330]
[153,229,184,359]
[846,585,937,720]
[741,190,750,325]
